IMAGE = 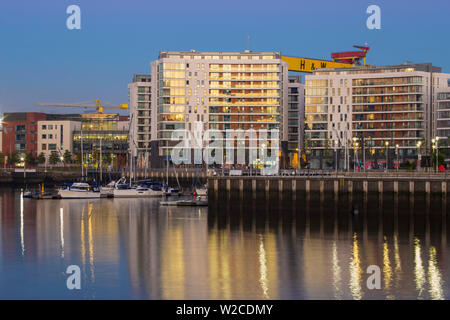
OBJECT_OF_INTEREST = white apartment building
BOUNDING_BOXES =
[304,63,450,169]
[287,75,304,166]
[37,120,80,162]
[436,91,450,158]
[129,51,290,168]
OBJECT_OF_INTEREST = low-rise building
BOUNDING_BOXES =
[37,120,81,162]
[1,112,47,159]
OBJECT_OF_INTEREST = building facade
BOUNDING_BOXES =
[129,51,289,168]
[436,91,450,159]
[304,64,450,169]
[287,75,304,168]
[1,112,47,159]
[37,120,81,162]
[72,113,129,168]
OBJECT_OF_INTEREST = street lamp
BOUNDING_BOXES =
[385,141,389,172]
[333,140,338,174]
[20,156,25,180]
[433,137,440,172]
[395,144,399,172]
[416,141,422,172]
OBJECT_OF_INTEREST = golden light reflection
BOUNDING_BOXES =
[60,207,64,258]
[383,237,392,290]
[332,241,342,299]
[349,233,362,300]
[208,230,231,299]
[428,246,444,300]
[393,235,402,284]
[258,235,269,299]
[161,224,185,299]
[88,203,95,283]
[20,191,25,256]
[414,238,425,299]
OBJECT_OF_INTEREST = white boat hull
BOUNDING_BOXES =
[113,188,163,198]
[58,189,101,199]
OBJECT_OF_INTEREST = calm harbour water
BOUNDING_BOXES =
[0,188,449,299]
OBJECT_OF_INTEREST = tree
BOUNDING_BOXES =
[37,152,46,165]
[49,151,60,165]
[8,152,19,166]
[25,152,36,166]
[63,150,72,164]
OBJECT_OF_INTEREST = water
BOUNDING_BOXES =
[0,188,449,299]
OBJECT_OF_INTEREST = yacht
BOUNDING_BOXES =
[112,178,163,198]
[100,181,116,198]
[194,185,208,196]
[58,182,101,199]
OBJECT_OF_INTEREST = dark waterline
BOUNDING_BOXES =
[0,188,449,299]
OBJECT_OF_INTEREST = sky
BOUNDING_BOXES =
[0,0,449,114]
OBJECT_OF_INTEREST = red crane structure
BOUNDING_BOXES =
[331,45,370,66]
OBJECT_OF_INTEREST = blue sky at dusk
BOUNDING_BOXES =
[0,0,449,114]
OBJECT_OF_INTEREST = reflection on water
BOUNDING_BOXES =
[0,188,449,299]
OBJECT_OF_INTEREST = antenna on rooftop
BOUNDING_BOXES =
[246,35,250,52]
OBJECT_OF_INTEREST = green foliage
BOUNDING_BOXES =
[9,152,19,165]
[63,150,72,163]
[37,153,46,165]
[25,152,36,166]
[49,151,60,165]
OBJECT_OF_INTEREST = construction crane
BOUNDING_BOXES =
[35,99,128,114]
[331,45,370,66]
[282,44,370,73]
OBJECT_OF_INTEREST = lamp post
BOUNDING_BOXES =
[385,141,389,172]
[432,137,440,172]
[395,144,399,172]
[352,137,358,172]
[21,156,25,181]
[416,141,422,172]
[334,140,338,174]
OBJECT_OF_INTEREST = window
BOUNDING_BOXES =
[42,144,47,150]
[49,134,53,139]
[49,144,57,150]
[42,125,47,130]
[42,134,47,139]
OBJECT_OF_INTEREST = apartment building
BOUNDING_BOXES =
[129,51,289,168]
[287,75,304,167]
[128,74,153,167]
[37,120,81,161]
[304,63,450,169]
[1,112,46,158]
[436,91,450,158]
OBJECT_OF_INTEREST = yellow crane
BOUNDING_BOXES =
[35,99,128,113]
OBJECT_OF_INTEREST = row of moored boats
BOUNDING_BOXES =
[57,177,207,199]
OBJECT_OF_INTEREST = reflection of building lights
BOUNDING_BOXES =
[428,246,444,300]
[349,233,362,300]
[258,235,269,299]
[414,238,425,298]
[60,208,65,258]
[332,241,342,299]
[383,237,392,290]
[393,235,402,284]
